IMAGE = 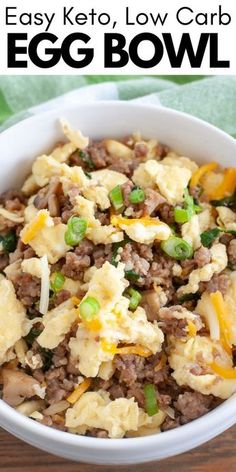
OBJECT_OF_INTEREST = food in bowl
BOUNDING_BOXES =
[0,120,236,439]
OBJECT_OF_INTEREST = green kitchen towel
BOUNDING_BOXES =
[0,75,236,138]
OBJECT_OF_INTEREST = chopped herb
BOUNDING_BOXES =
[178,293,200,304]
[40,348,53,371]
[125,288,142,311]
[124,270,140,282]
[161,236,193,260]
[111,237,130,267]
[144,384,159,416]
[211,192,236,208]
[225,229,236,236]
[65,216,87,246]
[174,188,199,224]
[50,272,65,293]
[84,171,92,179]
[78,150,95,169]
[24,327,42,347]
[0,231,17,253]
[129,187,145,204]
[109,185,124,211]
[79,296,100,321]
[200,228,221,248]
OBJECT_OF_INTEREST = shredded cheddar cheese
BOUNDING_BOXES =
[100,340,153,357]
[210,291,232,354]
[111,215,163,228]
[21,210,49,244]
[190,162,218,188]
[187,321,197,337]
[67,378,92,404]
[207,168,236,199]
[210,363,236,380]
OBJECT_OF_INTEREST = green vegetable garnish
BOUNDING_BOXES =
[84,171,92,179]
[0,231,17,253]
[126,288,142,311]
[79,296,101,321]
[144,384,159,416]
[109,185,124,210]
[178,293,200,304]
[211,192,236,208]
[50,272,65,293]
[40,348,53,371]
[200,228,221,248]
[161,236,193,260]
[24,327,42,347]
[79,150,95,169]
[129,187,145,204]
[124,270,140,282]
[174,188,201,224]
[65,216,87,246]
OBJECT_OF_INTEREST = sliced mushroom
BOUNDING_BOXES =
[2,369,41,407]
[140,290,160,321]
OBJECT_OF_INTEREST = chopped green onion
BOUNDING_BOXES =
[126,288,142,311]
[65,216,87,247]
[211,192,236,208]
[144,384,159,416]
[0,231,17,253]
[24,327,42,347]
[124,270,140,282]
[84,171,92,179]
[174,208,192,224]
[109,185,124,210]
[174,188,199,224]
[50,272,65,293]
[40,348,53,371]
[200,228,221,248]
[161,236,193,260]
[178,293,200,304]
[79,296,100,321]
[79,150,95,169]
[194,204,202,214]
[129,187,145,204]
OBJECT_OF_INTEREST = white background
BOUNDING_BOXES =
[0,0,235,74]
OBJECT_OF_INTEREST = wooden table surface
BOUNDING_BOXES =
[0,425,235,472]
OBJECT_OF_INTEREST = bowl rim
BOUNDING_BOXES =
[0,100,236,459]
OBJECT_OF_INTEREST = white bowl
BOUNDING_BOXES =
[0,102,236,465]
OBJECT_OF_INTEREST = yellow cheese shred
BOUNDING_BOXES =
[190,162,218,188]
[21,210,48,244]
[210,363,236,380]
[187,321,197,337]
[100,340,152,358]
[111,215,163,228]
[207,168,236,199]
[210,291,232,355]
[67,378,92,404]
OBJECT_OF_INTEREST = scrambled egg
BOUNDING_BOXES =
[111,216,171,244]
[216,207,236,232]
[65,390,164,438]
[21,258,42,279]
[32,155,90,188]
[177,243,227,295]
[60,120,89,150]
[0,279,30,365]
[69,262,164,377]
[182,209,214,250]
[161,155,199,175]
[20,210,70,264]
[169,335,236,399]
[21,175,39,197]
[37,299,78,349]
[51,142,77,163]
[132,160,191,205]
[82,185,110,210]
[73,195,123,245]
[24,203,39,223]
[91,169,128,192]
